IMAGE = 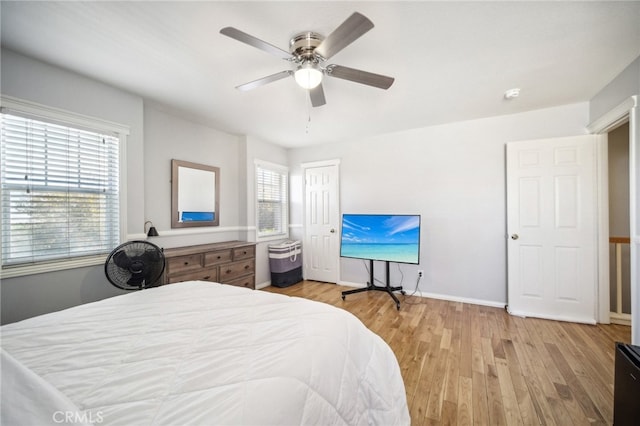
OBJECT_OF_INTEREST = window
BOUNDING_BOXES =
[1,99,126,276]
[255,161,288,239]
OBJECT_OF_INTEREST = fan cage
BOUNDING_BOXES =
[104,240,165,290]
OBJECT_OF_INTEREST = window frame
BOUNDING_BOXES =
[255,160,289,242]
[0,95,129,279]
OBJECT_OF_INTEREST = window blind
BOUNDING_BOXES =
[1,113,120,267]
[256,163,288,238]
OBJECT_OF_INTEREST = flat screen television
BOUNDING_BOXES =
[340,214,421,264]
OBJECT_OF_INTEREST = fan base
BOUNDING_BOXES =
[289,32,324,60]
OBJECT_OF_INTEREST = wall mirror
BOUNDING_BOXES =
[171,159,220,228]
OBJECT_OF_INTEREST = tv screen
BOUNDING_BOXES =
[340,214,421,264]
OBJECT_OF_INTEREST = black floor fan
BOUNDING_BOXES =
[104,241,165,290]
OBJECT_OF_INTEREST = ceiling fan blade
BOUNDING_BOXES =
[314,12,374,60]
[236,70,293,91]
[326,65,394,89]
[220,27,294,60]
[309,84,326,107]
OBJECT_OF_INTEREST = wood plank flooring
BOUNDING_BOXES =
[263,281,631,425]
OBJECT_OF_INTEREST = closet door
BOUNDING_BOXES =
[304,161,340,283]
[506,135,598,323]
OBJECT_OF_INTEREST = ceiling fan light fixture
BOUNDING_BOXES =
[294,63,323,89]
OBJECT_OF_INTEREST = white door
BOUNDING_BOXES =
[304,162,340,283]
[506,135,598,324]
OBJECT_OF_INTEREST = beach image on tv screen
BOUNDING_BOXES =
[340,214,420,264]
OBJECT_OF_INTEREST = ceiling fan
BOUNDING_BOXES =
[220,12,394,107]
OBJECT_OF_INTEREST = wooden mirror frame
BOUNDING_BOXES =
[171,159,220,228]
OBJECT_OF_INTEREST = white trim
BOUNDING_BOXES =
[587,96,637,134]
[254,159,288,172]
[239,226,289,242]
[301,158,341,169]
[505,308,597,325]
[339,280,506,309]
[255,160,289,242]
[630,100,639,345]
[256,280,271,290]
[0,255,106,279]
[610,312,632,326]
[0,95,130,136]
[127,225,247,240]
[587,95,638,344]
[596,134,610,324]
[119,134,129,244]
[255,234,290,243]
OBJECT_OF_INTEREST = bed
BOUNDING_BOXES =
[1,281,410,425]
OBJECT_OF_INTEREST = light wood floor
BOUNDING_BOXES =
[263,281,631,426]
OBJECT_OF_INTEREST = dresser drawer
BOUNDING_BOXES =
[167,267,219,284]
[204,249,232,266]
[166,254,203,275]
[233,245,255,261]
[219,259,255,282]
[224,274,255,289]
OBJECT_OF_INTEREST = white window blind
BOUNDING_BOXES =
[1,112,121,268]
[256,162,288,239]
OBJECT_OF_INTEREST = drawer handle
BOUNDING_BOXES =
[243,251,247,255]
[203,275,211,280]
[217,255,221,259]
[183,262,189,265]
[226,270,231,274]
[244,265,249,269]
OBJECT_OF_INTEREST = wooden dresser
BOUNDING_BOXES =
[162,241,256,289]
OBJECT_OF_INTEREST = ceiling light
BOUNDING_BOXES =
[294,62,323,89]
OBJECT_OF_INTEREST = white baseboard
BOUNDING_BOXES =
[339,281,365,289]
[610,312,632,326]
[256,280,271,290]
[338,280,506,309]
[506,308,597,325]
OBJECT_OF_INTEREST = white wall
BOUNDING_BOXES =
[590,57,639,122]
[288,103,590,306]
[141,103,245,248]
[242,135,289,287]
[0,48,144,323]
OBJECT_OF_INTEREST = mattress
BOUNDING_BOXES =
[1,281,409,425]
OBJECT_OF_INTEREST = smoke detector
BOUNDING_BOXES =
[504,88,520,100]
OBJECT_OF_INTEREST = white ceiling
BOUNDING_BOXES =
[1,1,639,148]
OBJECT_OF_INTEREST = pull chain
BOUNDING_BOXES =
[305,92,312,134]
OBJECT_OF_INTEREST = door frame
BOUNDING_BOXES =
[301,158,341,283]
[588,96,637,339]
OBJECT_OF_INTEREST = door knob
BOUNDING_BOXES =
[330,228,336,233]
[511,234,519,240]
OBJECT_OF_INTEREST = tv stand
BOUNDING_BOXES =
[341,259,406,310]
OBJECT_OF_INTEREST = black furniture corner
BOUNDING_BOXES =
[341,259,405,310]
[614,342,640,425]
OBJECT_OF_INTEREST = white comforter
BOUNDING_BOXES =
[1,281,409,425]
